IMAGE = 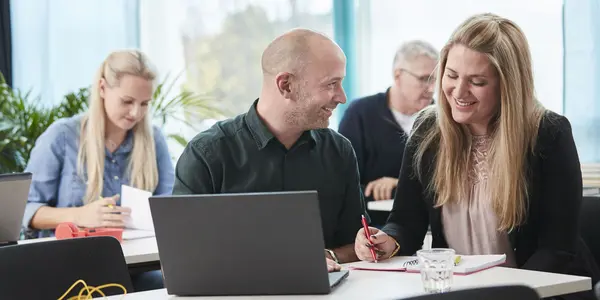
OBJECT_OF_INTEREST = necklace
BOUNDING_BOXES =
[106,139,119,152]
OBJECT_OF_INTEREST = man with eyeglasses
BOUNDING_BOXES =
[339,40,438,227]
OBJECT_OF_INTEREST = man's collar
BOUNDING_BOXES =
[246,99,275,149]
[245,99,315,150]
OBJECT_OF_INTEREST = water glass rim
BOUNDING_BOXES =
[417,248,456,256]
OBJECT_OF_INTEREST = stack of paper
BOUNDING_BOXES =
[120,185,155,240]
[349,254,506,275]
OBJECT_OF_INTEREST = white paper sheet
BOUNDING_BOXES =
[120,185,154,231]
[122,229,155,240]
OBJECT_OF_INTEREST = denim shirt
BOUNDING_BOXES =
[22,115,175,237]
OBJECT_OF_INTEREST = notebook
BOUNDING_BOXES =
[120,185,155,232]
[349,254,506,275]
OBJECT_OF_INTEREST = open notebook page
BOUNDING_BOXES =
[349,254,506,275]
[348,256,419,271]
[406,254,506,275]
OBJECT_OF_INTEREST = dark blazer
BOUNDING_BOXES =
[338,88,409,225]
[383,109,600,287]
[338,88,408,187]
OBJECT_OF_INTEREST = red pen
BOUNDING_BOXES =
[361,214,378,263]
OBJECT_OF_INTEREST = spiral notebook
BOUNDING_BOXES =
[348,254,506,275]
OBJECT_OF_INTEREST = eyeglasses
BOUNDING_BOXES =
[400,68,436,86]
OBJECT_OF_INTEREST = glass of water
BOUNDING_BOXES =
[416,248,455,293]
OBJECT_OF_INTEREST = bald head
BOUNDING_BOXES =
[257,29,347,132]
[261,28,341,78]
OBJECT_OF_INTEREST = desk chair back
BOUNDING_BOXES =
[0,236,133,299]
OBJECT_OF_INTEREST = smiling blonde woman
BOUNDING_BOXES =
[23,50,174,236]
[355,13,599,299]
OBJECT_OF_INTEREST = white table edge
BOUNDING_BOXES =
[534,275,591,298]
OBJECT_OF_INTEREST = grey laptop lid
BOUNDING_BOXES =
[0,172,32,243]
[149,191,348,296]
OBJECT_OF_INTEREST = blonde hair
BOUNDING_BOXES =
[78,50,159,204]
[413,13,546,231]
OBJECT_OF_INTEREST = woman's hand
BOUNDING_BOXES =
[354,227,398,261]
[74,194,131,228]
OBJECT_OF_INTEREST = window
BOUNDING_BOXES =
[354,0,564,114]
[11,0,139,106]
[161,0,332,117]
[11,0,333,160]
[139,0,334,157]
[563,0,600,164]
[20,0,595,167]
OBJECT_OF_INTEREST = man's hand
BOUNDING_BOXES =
[364,177,398,201]
[326,257,341,272]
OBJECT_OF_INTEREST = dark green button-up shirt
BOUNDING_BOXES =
[173,100,367,249]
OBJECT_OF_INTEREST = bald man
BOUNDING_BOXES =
[173,29,368,270]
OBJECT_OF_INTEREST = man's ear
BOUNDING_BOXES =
[275,72,294,99]
[393,69,402,85]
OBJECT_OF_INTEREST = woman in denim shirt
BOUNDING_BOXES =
[22,50,175,237]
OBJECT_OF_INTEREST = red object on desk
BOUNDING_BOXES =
[361,214,378,262]
[55,222,123,242]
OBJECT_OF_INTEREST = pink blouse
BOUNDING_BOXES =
[441,135,517,267]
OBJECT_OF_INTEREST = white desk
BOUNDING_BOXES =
[367,199,393,212]
[18,235,159,265]
[104,258,591,299]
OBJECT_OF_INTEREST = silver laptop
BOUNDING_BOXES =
[149,191,349,296]
[0,172,32,244]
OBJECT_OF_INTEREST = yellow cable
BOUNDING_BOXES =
[58,279,127,300]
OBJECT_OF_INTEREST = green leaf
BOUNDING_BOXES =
[167,134,189,147]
